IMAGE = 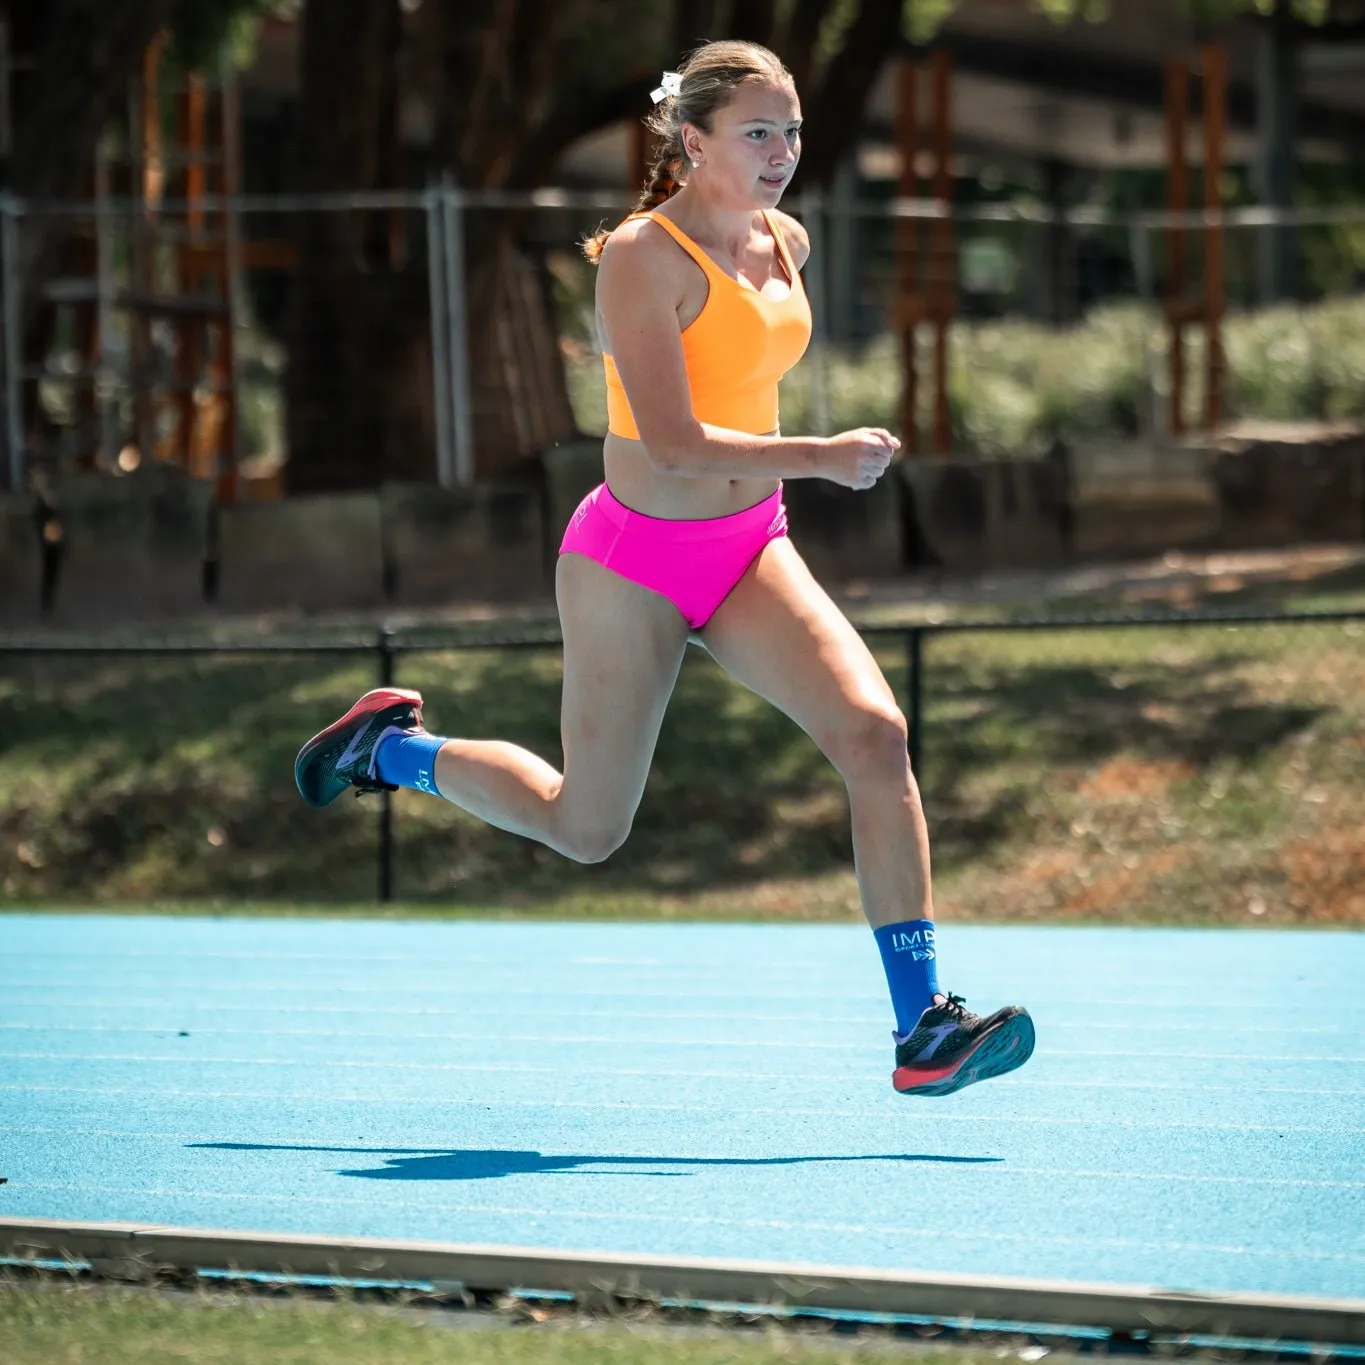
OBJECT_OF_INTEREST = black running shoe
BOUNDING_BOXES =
[294,687,425,808]
[892,992,1034,1097]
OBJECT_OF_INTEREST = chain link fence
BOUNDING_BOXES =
[3,191,1364,495]
[3,606,1362,923]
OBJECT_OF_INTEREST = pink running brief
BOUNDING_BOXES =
[558,482,788,629]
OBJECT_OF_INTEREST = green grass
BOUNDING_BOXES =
[918,620,1365,924]
[0,1278,1072,1365]
[3,586,1364,924]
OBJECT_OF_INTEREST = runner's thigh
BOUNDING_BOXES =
[556,551,691,833]
[698,537,901,756]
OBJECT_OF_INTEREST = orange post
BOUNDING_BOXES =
[629,116,650,194]
[130,35,166,463]
[1201,41,1227,431]
[184,73,207,236]
[141,38,165,208]
[1164,57,1189,438]
[175,74,207,469]
[929,50,953,456]
[216,68,242,502]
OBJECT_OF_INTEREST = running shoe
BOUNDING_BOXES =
[892,992,1034,1097]
[294,687,425,807]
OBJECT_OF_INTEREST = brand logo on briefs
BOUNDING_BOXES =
[890,927,935,961]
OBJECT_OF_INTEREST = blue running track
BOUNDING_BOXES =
[2,915,1362,1300]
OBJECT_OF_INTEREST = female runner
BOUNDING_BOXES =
[295,39,1033,1096]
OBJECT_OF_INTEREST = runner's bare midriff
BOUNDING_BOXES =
[602,431,780,520]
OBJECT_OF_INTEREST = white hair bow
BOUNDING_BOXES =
[650,70,683,104]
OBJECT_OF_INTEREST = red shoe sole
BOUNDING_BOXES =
[297,687,424,756]
[893,1011,1035,1097]
[295,688,425,807]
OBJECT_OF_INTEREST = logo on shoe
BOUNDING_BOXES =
[890,927,935,961]
[911,1022,957,1061]
[335,727,372,774]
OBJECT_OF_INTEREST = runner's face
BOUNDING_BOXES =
[684,80,801,206]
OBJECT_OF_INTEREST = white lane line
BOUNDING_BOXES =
[7,1127,1365,1189]
[11,1180,1365,1264]
[2,1051,1363,1094]
[2,954,881,969]
[0,1018,1353,1036]
[6,999,1363,1035]
[3,1085,1360,1132]
[5,982,1360,1011]
[3,1042,1361,1063]
[7,953,1359,977]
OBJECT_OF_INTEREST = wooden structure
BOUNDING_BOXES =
[888,36,1229,452]
[1163,42,1228,437]
[894,51,954,456]
[46,34,293,501]
[120,34,243,499]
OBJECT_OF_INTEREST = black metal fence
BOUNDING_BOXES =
[2,604,1362,919]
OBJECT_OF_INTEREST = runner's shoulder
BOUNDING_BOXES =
[599,214,690,288]
[770,209,810,270]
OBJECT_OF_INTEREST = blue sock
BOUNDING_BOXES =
[874,919,940,1036]
[373,729,446,797]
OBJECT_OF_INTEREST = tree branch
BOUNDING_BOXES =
[779,0,834,91]
[797,0,901,184]
[503,71,661,191]
[471,0,562,185]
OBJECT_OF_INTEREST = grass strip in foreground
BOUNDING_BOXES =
[2,1272,1103,1365]
[4,1218,1364,1349]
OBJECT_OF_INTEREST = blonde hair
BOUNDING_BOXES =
[581,40,794,265]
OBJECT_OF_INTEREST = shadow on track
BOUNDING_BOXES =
[189,1142,1002,1181]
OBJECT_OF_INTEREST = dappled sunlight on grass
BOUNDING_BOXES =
[918,623,1365,923]
[1,619,1362,923]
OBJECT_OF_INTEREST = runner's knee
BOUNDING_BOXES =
[557,814,634,865]
[821,702,910,786]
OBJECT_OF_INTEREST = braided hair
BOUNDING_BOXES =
[581,40,793,265]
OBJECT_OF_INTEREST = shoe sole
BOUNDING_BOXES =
[294,687,424,808]
[893,1010,1035,1097]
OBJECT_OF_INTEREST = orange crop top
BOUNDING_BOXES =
[602,210,812,440]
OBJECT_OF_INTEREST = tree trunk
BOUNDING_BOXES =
[793,0,903,188]
[282,0,900,493]
[284,0,434,492]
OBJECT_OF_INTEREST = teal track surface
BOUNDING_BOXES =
[2,915,1363,1300]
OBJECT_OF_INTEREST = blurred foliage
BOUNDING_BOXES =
[164,0,279,71]
[563,293,1365,453]
[552,0,672,98]
[164,0,1349,84]
[901,0,958,43]
[900,0,1341,41]
[1299,162,1365,295]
